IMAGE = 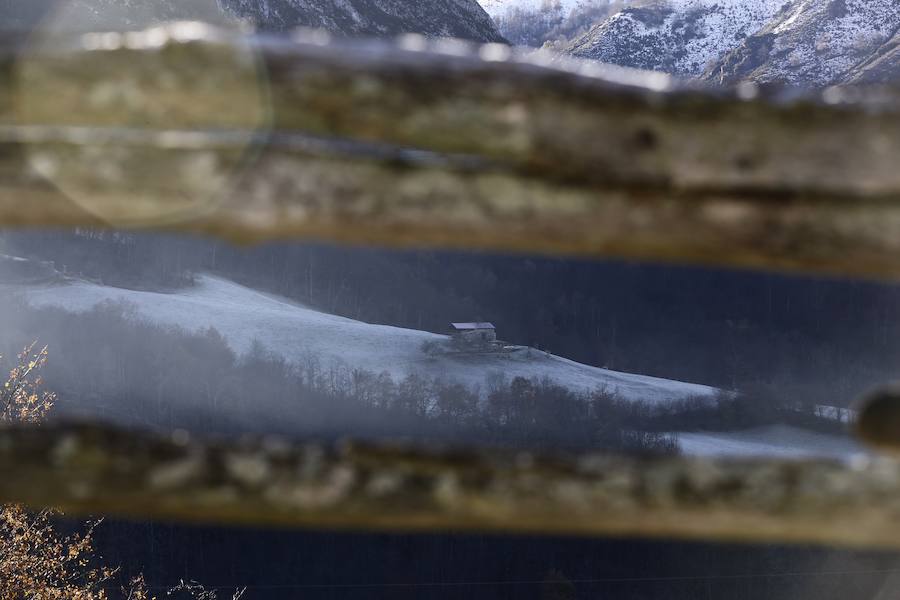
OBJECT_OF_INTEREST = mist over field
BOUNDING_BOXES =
[0,230,877,459]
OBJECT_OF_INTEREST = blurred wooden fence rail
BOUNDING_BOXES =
[0,22,900,277]
[3,23,900,548]
[2,421,900,549]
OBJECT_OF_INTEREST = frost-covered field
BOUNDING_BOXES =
[10,272,869,459]
[20,274,718,403]
[675,425,865,460]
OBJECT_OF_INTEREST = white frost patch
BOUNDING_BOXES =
[675,424,865,460]
[19,274,718,404]
[773,0,809,34]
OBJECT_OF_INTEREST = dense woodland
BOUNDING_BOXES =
[3,229,896,413]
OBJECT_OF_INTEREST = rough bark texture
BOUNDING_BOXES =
[2,25,900,279]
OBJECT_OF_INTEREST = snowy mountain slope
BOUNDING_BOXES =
[705,0,900,86]
[675,424,865,460]
[218,0,506,41]
[564,0,788,76]
[561,0,899,86]
[844,30,900,84]
[479,0,592,17]
[17,274,718,404]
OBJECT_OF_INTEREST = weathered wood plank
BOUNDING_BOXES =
[1,23,899,277]
[0,421,896,548]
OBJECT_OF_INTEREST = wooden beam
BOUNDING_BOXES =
[0,421,896,548]
[0,23,899,278]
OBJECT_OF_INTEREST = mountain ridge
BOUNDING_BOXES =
[561,0,900,86]
[219,0,505,41]
[565,0,788,77]
[705,0,900,86]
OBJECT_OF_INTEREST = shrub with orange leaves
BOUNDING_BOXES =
[0,342,126,600]
[1,342,55,424]
[0,343,246,600]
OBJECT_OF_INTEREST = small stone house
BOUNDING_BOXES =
[449,322,496,345]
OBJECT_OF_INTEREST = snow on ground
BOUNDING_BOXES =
[17,274,718,403]
[11,271,869,460]
[758,0,899,87]
[675,425,866,460]
[479,0,593,17]
[667,0,787,76]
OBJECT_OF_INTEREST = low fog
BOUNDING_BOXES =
[0,229,874,457]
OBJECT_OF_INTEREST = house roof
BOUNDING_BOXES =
[450,322,495,331]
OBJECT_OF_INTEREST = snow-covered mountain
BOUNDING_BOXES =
[563,0,900,85]
[706,0,900,87]
[564,0,791,77]
[479,0,595,17]
[219,0,505,41]
[16,274,716,404]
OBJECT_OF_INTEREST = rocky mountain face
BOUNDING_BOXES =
[564,0,788,77]
[218,0,505,41]
[0,0,505,42]
[707,0,900,86]
[562,0,900,86]
[845,30,899,84]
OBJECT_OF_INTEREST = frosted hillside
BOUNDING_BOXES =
[19,274,718,404]
[675,425,865,460]
[565,0,788,76]
[559,0,898,86]
[707,0,900,86]
[220,0,505,41]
